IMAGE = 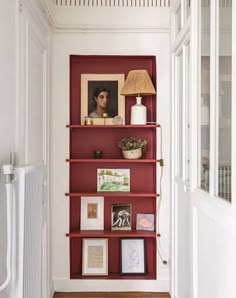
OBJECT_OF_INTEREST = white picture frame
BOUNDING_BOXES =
[82,238,108,276]
[80,196,104,230]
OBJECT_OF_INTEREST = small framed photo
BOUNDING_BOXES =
[120,238,146,274]
[80,196,104,230]
[136,214,155,231]
[82,238,108,276]
[80,74,125,125]
[112,204,131,230]
[97,168,130,192]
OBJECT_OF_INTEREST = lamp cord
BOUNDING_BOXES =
[156,124,168,265]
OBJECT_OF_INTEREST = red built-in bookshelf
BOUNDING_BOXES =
[68,55,158,279]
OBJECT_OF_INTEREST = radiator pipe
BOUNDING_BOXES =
[0,164,14,291]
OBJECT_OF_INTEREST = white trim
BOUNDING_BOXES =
[192,206,198,298]
[25,18,29,164]
[192,0,200,190]
[53,24,170,33]
[209,0,217,197]
[170,49,176,298]
[171,17,191,54]
[21,0,52,33]
[170,7,191,295]
[53,278,169,292]
[231,0,236,208]
[40,0,171,32]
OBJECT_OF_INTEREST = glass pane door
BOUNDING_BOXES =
[200,2,210,191]
[217,2,232,202]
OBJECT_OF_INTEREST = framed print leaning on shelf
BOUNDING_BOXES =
[97,168,130,192]
[80,196,104,230]
[82,238,108,276]
[120,238,146,274]
[112,204,131,231]
[136,213,155,231]
[80,73,125,125]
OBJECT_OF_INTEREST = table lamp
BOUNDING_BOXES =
[120,69,156,124]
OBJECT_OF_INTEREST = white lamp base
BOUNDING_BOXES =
[131,96,147,125]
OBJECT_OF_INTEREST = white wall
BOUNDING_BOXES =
[0,1,52,297]
[0,1,17,297]
[51,26,171,292]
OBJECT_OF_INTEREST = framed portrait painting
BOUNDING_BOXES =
[82,238,108,276]
[80,74,125,125]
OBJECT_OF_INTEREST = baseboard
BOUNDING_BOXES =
[53,279,169,293]
[53,292,171,297]
[50,282,55,298]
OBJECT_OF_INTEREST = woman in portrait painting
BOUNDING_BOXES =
[89,87,110,118]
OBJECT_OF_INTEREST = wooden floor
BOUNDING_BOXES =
[53,292,170,298]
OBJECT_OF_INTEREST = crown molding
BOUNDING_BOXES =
[52,0,171,7]
[41,0,171,33]
[21,0,53,33]
[52,24,170,33]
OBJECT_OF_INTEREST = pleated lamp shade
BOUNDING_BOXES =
[120,70,156,124]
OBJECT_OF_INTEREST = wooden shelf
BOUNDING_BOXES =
[66,158,160,163]
[66,230,159,238]
[67,124,159,129]
[66,192,159,197]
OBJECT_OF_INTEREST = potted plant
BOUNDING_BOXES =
[117,136,147,159]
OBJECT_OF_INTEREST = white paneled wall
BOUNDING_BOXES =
[18,2,51,297]
[0,1,51,298]
[0,1,17,297]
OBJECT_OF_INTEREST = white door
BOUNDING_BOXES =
[190,1,236,298]
[171,41,192,298]
[170,2,192,298]
[171,1,236,298]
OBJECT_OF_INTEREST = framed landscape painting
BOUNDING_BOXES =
[97,169,130,192]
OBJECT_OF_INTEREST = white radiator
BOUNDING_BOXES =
[11,164,44,298]
[218,165,231,201]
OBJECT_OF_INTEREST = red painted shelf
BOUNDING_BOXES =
[66,230,159,238]
[67,124,159,129]
[66,158,160,163]
[70,272,157,280]
[65,192,159,197]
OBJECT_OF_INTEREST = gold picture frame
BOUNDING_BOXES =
[80,74,125,125]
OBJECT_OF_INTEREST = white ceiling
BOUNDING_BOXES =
[41,0,171,31]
